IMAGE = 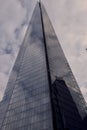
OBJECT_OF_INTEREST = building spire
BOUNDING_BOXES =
[38,0,41,4]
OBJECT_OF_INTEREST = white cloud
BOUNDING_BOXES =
[0,0,27,53]
[0,54,13,74]
[0,0,26,33]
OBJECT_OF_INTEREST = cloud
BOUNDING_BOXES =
[0,0,27,55]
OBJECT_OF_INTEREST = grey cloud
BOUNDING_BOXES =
[3,43,13,55]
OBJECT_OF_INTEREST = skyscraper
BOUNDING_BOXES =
[0,1,87,130]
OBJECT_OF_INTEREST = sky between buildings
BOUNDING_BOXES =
[0,0,87,102]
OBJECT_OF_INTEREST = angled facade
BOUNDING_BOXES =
[0,2,87,130]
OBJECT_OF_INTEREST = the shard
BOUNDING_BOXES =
[0,1,87,130]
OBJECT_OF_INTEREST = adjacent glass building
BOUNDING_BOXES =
[0,1,87,130]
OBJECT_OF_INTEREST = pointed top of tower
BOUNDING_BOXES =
[38,0,41,4]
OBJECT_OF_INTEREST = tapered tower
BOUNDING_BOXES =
[0,1,87,130]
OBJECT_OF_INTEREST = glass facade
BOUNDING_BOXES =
[0,3,53,130]
[41,3,87,130]
[0,1,87,130]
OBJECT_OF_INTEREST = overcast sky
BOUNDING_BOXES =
[0,0,87,102]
